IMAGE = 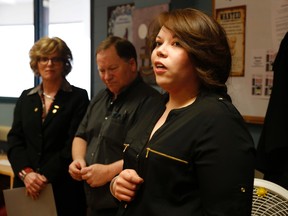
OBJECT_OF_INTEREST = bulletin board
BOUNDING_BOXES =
[213,0,288,124]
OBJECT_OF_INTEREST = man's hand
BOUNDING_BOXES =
[69,158,86,181]
[81,163,110,187]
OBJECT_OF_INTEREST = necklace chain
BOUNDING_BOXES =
[43,92,55,100]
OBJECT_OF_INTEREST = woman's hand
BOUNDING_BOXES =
[111,169,144,202]
[24,172,47,200]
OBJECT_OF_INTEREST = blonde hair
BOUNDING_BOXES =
[29,36,73,76]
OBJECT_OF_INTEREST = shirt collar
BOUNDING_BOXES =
[27,78,72,96]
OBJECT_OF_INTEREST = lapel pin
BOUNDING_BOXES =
[52,105,59,114]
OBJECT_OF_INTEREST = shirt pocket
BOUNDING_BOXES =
[96,113,128,163]
[100,112,127,143]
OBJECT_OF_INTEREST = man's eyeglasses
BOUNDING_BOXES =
[38,57,64,65]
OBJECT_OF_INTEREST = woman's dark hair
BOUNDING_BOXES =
[148,8,232,93]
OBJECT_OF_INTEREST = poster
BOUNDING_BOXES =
[214,0,288,123]
[107,3,135,42]
[216,6,246,76]
[132,4,169,85]
[271,0,288,49]
[250,49,276,98]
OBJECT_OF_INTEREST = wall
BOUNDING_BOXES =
[0,104,14,126]
[91,0,213,95]
[91,0,262,146]
[0,0,262,146]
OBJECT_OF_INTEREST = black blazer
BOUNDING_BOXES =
[7,84,89,215]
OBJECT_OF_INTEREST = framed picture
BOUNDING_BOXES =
[215,5,246,77]
[107,3,135,42]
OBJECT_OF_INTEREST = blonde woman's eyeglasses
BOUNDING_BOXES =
[38,57,64,65]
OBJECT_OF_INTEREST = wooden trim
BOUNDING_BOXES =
[0,155,14,189]
[243,115,264,125]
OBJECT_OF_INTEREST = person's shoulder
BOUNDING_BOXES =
[22,87,34,94]
[71,85,88,94]
[19,87,37,98]
[70,86,89,102]
[70,85,89,96]
[14,87,37,105]
[88,88,107,104]
[196,92,241,119]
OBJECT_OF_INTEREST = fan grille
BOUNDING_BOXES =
[252,186,288,215]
